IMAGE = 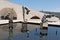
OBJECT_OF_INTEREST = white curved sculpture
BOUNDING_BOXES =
[0,1,45,24]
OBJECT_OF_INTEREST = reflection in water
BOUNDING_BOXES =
[8,23,13,40]
[1,23,60,40]
[56,29,57,35]
[27,31,29,38]
[9,23,13,29]
[40,27,48,40]
[21,23,28,32]
[36,28,37,32]
[1,23,17,31]
[8,28,13,40]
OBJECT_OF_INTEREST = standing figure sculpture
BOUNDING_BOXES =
[21,7,30,32]
[40,15,48,29]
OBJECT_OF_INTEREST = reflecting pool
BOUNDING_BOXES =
[0,23,60,40]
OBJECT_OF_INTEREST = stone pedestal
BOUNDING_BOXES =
[40,22,48,29]
[43,22,48,27]
[43,22,48,29]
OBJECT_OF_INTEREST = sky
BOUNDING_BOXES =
[7,0,60,12]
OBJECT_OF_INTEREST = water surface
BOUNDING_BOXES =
[0,23,60,40]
